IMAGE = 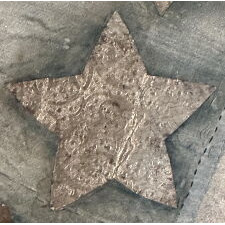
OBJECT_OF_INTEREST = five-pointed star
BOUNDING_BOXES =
[8,12,214,209]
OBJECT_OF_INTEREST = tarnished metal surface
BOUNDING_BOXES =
[8,12,214,210]
[0,204,12,223]
[154,1,173,16]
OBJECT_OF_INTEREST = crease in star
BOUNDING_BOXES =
[8,11,215,210]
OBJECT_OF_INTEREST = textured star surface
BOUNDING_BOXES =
[154,1,173,16]
[0,204,12,223]
[8,12,215,210]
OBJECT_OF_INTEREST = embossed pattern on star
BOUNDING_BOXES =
[8,12,215,210]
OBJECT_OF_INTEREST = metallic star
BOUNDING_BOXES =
[0,204,12,223]
[8,12,215,210]
[154,1,173,16]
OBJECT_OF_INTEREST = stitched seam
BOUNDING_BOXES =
[179,108,223,209]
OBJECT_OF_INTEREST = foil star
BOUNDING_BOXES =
[8,12,215,210]
[154,1,173,16]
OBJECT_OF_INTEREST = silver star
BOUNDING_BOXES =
[154,1,173,16]
[8,12,215,209]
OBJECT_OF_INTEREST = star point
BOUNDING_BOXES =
[8,12,215,209]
